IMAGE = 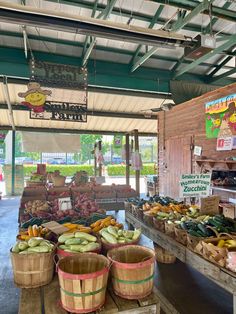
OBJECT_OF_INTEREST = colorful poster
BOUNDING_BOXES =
[113,134,123,148]
[205,93,236,138]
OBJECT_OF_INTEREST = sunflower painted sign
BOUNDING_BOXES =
[205,93,236,138]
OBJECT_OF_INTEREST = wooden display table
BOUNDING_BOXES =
[18,276,161,314]
[125,211,236,314]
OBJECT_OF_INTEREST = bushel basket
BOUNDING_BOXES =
[107,245,155,299]
[154,243,176,264]
[153,217,165,233]
[58,253,110,313]
[10,246,55,288]
[174,226,187,245]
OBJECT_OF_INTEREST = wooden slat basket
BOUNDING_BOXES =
[58,253,110,313]
[164,221,176,238]
[10,246,55,288]
[107,245,155,300]
[174,226,187,245]
[154,243,176,264]
[153,217,165,233]
[200,233,236,268]
[143,212,155,227]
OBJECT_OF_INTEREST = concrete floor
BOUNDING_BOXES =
[0,198,233,314]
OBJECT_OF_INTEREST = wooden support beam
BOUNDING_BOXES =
[98,140,102,177]
[125,134,130,186]
[134,129,140,195]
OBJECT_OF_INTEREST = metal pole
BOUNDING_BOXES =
[134,129,140,195]
[125,134,130,186]
[94,143,97,177]
[11,130,15,195]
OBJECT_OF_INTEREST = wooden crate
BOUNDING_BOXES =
[19,276,160,314]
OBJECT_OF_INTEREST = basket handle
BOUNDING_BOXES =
[53,254,59,272]
[218,232,236,239]
[206,226,219,237]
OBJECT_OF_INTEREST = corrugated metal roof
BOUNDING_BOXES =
[0,82,161,133]
[0,0,235,76]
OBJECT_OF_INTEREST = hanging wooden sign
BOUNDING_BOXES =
[29,101,87,122]
[31,60,88,90]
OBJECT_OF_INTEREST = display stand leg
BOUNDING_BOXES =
[234,294,236,314]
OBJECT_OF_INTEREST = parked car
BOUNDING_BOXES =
[47,158,66,165]
[112,157,123,164]
[0,158,5,165]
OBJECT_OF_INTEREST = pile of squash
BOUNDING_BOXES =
[90,216,123,232]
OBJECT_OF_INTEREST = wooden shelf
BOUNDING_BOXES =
[196,159,236,170]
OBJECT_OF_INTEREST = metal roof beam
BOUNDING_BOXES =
[0,47,235,92]
[204,2,231,34]
[0,125,156,137]
[207,47,236,78]
[174,34,236,78]
[129,5,164,66]
[45,0,231,38]
[0,103,157,120]
[0,30,233,71]
[82,0,117,66]
[171,0,213,31]
[209,67,236,84]
[131,0,211,73]
[148,0,236,23]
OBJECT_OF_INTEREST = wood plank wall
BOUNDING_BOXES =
[158,83,236,197]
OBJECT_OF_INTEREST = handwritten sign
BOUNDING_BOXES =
[200,195,220,214]
[58,197,72,211]
[179,173,211,198]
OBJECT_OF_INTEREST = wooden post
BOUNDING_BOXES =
[125,134,130,186]
[134,129,140,195]
[11,130,16,196]
[94,143,97,177]
[98,140,102,177]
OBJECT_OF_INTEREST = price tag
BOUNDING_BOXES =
[58,197,72,211]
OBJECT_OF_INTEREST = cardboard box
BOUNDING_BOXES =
[222,203,236,219]
[93,185,113,192]
[23,186,47,197]
[200,195,220,214]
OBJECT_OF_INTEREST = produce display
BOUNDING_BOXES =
[99,227,141,244]
[29,173,45,183]
[90,216,123,232]
[18,225,49,241]
[74,193,104,217]
[12,237,54,254]
[25,200,50,214]
[178,215,236,237]
[213,239,236,249]
[58,232,100,253]
[63,223,92,233]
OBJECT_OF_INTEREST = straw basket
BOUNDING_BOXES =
[52,175,66,187]
[10,247,55,288]
[154,244,176,264]
[200,233,236,268]
[58,254,110,313]
[187,227,218,253]
[107,245,155,299]
[101,236,140,255]
[174,226,187,245]
[164,221,176,238]
[153,218,165,233]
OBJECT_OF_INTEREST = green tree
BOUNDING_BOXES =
[80,134,102,163]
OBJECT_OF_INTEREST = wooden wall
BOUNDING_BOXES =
[158,83,236,198]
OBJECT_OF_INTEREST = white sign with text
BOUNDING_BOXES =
[179,173,211,198]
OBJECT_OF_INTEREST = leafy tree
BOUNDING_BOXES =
[80,134,102,162]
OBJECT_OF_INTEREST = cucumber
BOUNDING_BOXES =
[197,224,208,236]
[188,230,201,237]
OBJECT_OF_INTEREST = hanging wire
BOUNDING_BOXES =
[209,3,213,36]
